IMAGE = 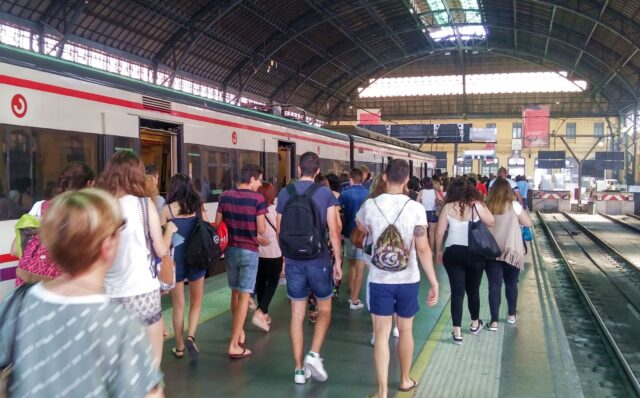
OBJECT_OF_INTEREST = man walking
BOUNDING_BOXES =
[339,168,370,310]
[356,159,439,398]
[216,164,267,359]
[276,152,343,384]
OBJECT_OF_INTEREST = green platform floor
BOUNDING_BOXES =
[160,254,582,398]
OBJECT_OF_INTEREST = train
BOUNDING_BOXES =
[0,45,436,295]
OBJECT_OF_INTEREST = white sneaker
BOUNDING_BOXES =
[370,333,375,346]
[304,352,328,382]
[294,368,311,384]
[349,300,364,310]
[392,327,400,338]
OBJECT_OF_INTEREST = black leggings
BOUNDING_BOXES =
[443,245,486,327]
[255,257,283,314]
[485,260,520,323]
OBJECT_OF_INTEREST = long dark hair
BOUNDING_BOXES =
[166,174,202,215]
[57,162,95,195]
[445,177,483,217]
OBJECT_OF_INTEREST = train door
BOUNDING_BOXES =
[139,118,182,197]
[278,141,296,189]
[409,160,414,178]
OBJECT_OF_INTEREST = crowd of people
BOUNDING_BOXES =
[0,148,533,397]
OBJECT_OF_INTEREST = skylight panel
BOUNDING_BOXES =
[415,0,487,42]
[359,72,587,98]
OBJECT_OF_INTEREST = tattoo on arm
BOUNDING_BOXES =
[413,225,427,238]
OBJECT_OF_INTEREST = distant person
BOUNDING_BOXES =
[253,181,282,331]
[407,177,420,201]
[360,164,372,189]
[485,178,532,330]
[339,168,370,311]
[216,164,268,358]
[276,152,343,384]
[488,167,523,204]
[417,177,444,250]
[10,177,33,216]
[145,164,166,213]
[0,189,163,398]
[515,175,530,209]
[161,173,209,359]
[476,176,488,197]
[436,178,495,344]
[339,172,350,192]
[356,159,439,397]
[98,151,176,365]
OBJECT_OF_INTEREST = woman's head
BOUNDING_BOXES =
[369,174,386,199]
[167,174,202,214]
[326,173,341,193]
[408,176,420,192]
[40,188,123,276]
[421,177,433,190]
[98,151,147,197]
[56,162,96,195]
[486,177,515,215]
[445,177,483,215]
[257,181,276,205]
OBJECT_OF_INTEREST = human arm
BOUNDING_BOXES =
[515,202,533,227]
[334,205,342,232]
[326,205,343,281]
[414,224,439,306]
[256,214,266,236]
[148,200,174,255]
[514,189,524,205]
[159,204,169,226]
[474,201,495,227]
[200,205,210,222]
[435,204,449,265]
[215,212,223,227]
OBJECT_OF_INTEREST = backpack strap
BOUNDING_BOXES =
[168,203,175,219]
[374,198,411,227]
[303,182,322,200]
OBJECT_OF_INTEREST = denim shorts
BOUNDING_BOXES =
[224,247,259,293]
[343,239,364,260]
[369,282,420,318]
[285,262,333,301]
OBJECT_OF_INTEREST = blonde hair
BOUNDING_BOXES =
[40,188,122,276]
[486,178,515,215]
[433,180,442,191]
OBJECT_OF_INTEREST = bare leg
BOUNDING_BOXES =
[428,224,437,252]
[350,260,366,304]
[310,298,332,354]
[373,315,393,398]
[187,277,204,338]
[171,281,186,351]
[228,290,251,356]
[147,319,164,366]
[290,300,306,369]
[396,316,415,390]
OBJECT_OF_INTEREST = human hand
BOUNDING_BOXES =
[426,285,439,307]
[165,221,178,234]
[257,237,269,246]
[333,261,343,282]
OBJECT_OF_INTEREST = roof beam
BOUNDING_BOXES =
[542,5,556,62]
[357,0,407,56]
[570,0,609,77]
[400,0,438,47]
[440,0,466,115]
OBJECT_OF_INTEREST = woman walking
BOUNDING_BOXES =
[98,151,176,365]
[252,181,282,331]
[485,178,532,330]
[436,178,494,344]
[161,173,208,358]
[417,177,444,251]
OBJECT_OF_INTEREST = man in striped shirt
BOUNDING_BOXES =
[216,164,268,359]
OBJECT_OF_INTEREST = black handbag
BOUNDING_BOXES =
[468,204,502,259]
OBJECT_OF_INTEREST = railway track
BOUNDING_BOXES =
[597,212,640,234]
[538,212,640,397]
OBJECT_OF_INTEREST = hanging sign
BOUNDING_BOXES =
[523,105,550,148]
[357,108,381,124]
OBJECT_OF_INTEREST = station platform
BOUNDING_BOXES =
[158,230,629,397]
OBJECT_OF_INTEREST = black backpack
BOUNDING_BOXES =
[185,208,222,269]
[279,182,325,260]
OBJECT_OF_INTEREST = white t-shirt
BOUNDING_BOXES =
[356,194,427,285]
[419,189,436,211]
[104,195,159,298]
[444,203,480,248]
[259,204,281,259]
[489,178,519,191]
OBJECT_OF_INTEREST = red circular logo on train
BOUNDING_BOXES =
[11,94,27,118]
[231,131,238,145]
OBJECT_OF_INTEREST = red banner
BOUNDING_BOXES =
[357,108,381,125]
[523,105,550,148]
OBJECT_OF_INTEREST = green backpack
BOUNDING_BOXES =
[371,199,411,273]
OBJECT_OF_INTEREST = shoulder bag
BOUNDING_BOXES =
[140,198,175,291]
[468,204,502,259]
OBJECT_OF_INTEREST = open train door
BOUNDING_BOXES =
[278,141,296,189]
[139,118,182,197]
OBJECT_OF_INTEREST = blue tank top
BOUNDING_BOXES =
[169,205,197,268]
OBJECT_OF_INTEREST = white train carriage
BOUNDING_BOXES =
[0,47,435,295]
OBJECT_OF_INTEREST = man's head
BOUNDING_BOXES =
[240,163,263,191]
[359,164,370,181]
[497,167,507,178]
[349,168,364,185]
[383,159,410,187]
[145,164,159,186]
[298,152,320,178]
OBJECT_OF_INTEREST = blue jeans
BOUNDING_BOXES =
[285,262,333,301]
[224,247,259,293]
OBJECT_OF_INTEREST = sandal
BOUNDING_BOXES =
[172,347,185,359]
[228,346,252,359]
[185,336,200,358]
[398,378,418,392]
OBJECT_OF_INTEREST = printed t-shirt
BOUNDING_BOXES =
[0,283,162,398]
[356,193,427,285]
[338,184,369,237]
[276,181,339,267]
[217,188,268,252]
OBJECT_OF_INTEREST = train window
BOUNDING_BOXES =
[1,125,99,220]
[205,149,232,202]
[113,136,138,153]
[236,151,261,177]
[320,159,349,175]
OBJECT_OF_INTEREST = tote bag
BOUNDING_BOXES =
[468,204,502,259]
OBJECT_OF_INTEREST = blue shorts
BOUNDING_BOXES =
[426,210,439,224]
[343,239,364,260]
[369,282,420,318]
[224,247,259,293]
[175,259,206,282]
[285,262,333,301]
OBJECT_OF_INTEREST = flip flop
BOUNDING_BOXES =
[398,379,418,392]
[228,347,252,359]
[185,336,200,358]
[171,347,185,359]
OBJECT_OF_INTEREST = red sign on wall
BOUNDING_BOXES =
[357,108,381,125]
[231,131,238,145]
[11,94,27,118]
[523,105,550,148]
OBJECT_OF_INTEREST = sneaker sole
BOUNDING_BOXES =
[304,361,328,382]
